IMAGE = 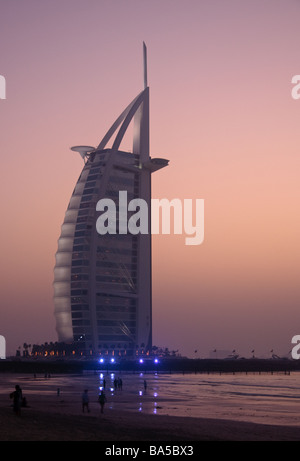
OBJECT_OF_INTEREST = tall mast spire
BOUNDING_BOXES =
[143,41,148,89]
[96,43,150,159]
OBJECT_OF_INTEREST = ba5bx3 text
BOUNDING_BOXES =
[149,446,193,456]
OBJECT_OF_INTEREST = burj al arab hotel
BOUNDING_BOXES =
[53,44,168,357]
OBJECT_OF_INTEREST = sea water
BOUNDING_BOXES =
[1,370,300,427]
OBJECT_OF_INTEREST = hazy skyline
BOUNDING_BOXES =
[1,0,300,358]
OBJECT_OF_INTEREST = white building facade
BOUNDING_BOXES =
[53,45,168,356]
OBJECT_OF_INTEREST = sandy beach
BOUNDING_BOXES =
[0,385,300,441]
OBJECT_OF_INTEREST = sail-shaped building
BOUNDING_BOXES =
[53,44,168,357]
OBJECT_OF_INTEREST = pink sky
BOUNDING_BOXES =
[0,0,300,358]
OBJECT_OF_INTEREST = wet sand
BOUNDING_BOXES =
[0,391,300,441]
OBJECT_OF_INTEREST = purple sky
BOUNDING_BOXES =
[1,0,300,358]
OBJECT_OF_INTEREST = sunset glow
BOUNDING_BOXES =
[0,0,300,358]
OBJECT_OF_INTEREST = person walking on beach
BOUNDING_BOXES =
[98,390,107,414]
[82,389,90,413]
[10,385,22,416]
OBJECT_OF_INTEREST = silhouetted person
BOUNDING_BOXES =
[82,389,90,413]
[10,385,22,416]
[98,390,107,413]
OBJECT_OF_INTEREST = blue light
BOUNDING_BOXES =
[111,358,115,363]
[154,358,159,364]
[99,358,104,363]
[139,358,144,364]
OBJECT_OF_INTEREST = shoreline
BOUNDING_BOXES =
[1,369,300,441]
[0,387,300,441]
[1,404,300,441]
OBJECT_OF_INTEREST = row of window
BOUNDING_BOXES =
[71,304,136,313]
[81,195,93,203]
[78,209,91,217]
[86,173,98,181]
[89,160,106,170]
[97,313,136,320]
[72,323,135,338]
[97,326,136,334]
[95,260,137,269]
[96,246,137,256]
[110,175,138,186]
[72,275,135,286]
[71,297,88,304]
[96,270,137,278]
[74,229,90,237]
[72,319,90,326]
[72,259,89,266]
[105,190,136,199]
[77,216,93,224]
[96,275,136,284]
[72,248,137,262]
[96,293,137,305]
[73,244,90,252]
[82,181,101,195]
[75,223,93,232]
[73,237,88,245]
[96,335,135,342]
[97,320,136,327]
[71,304,88,311]
[71,289,88,296]
[72,312,136,328]
[72,311,136,321]
[71,274,89,281]
[97,234,138,244]
[83,186,96,195]
[79,202,91,209]
[71,282,88,290]
[72,331,136,345]
[71,259,137,273]
[96,282,135,292]
[71,267,89,275]
[97,305,136,312]
[74,234,137,247]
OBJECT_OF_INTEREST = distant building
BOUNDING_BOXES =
[53,44,168,357]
